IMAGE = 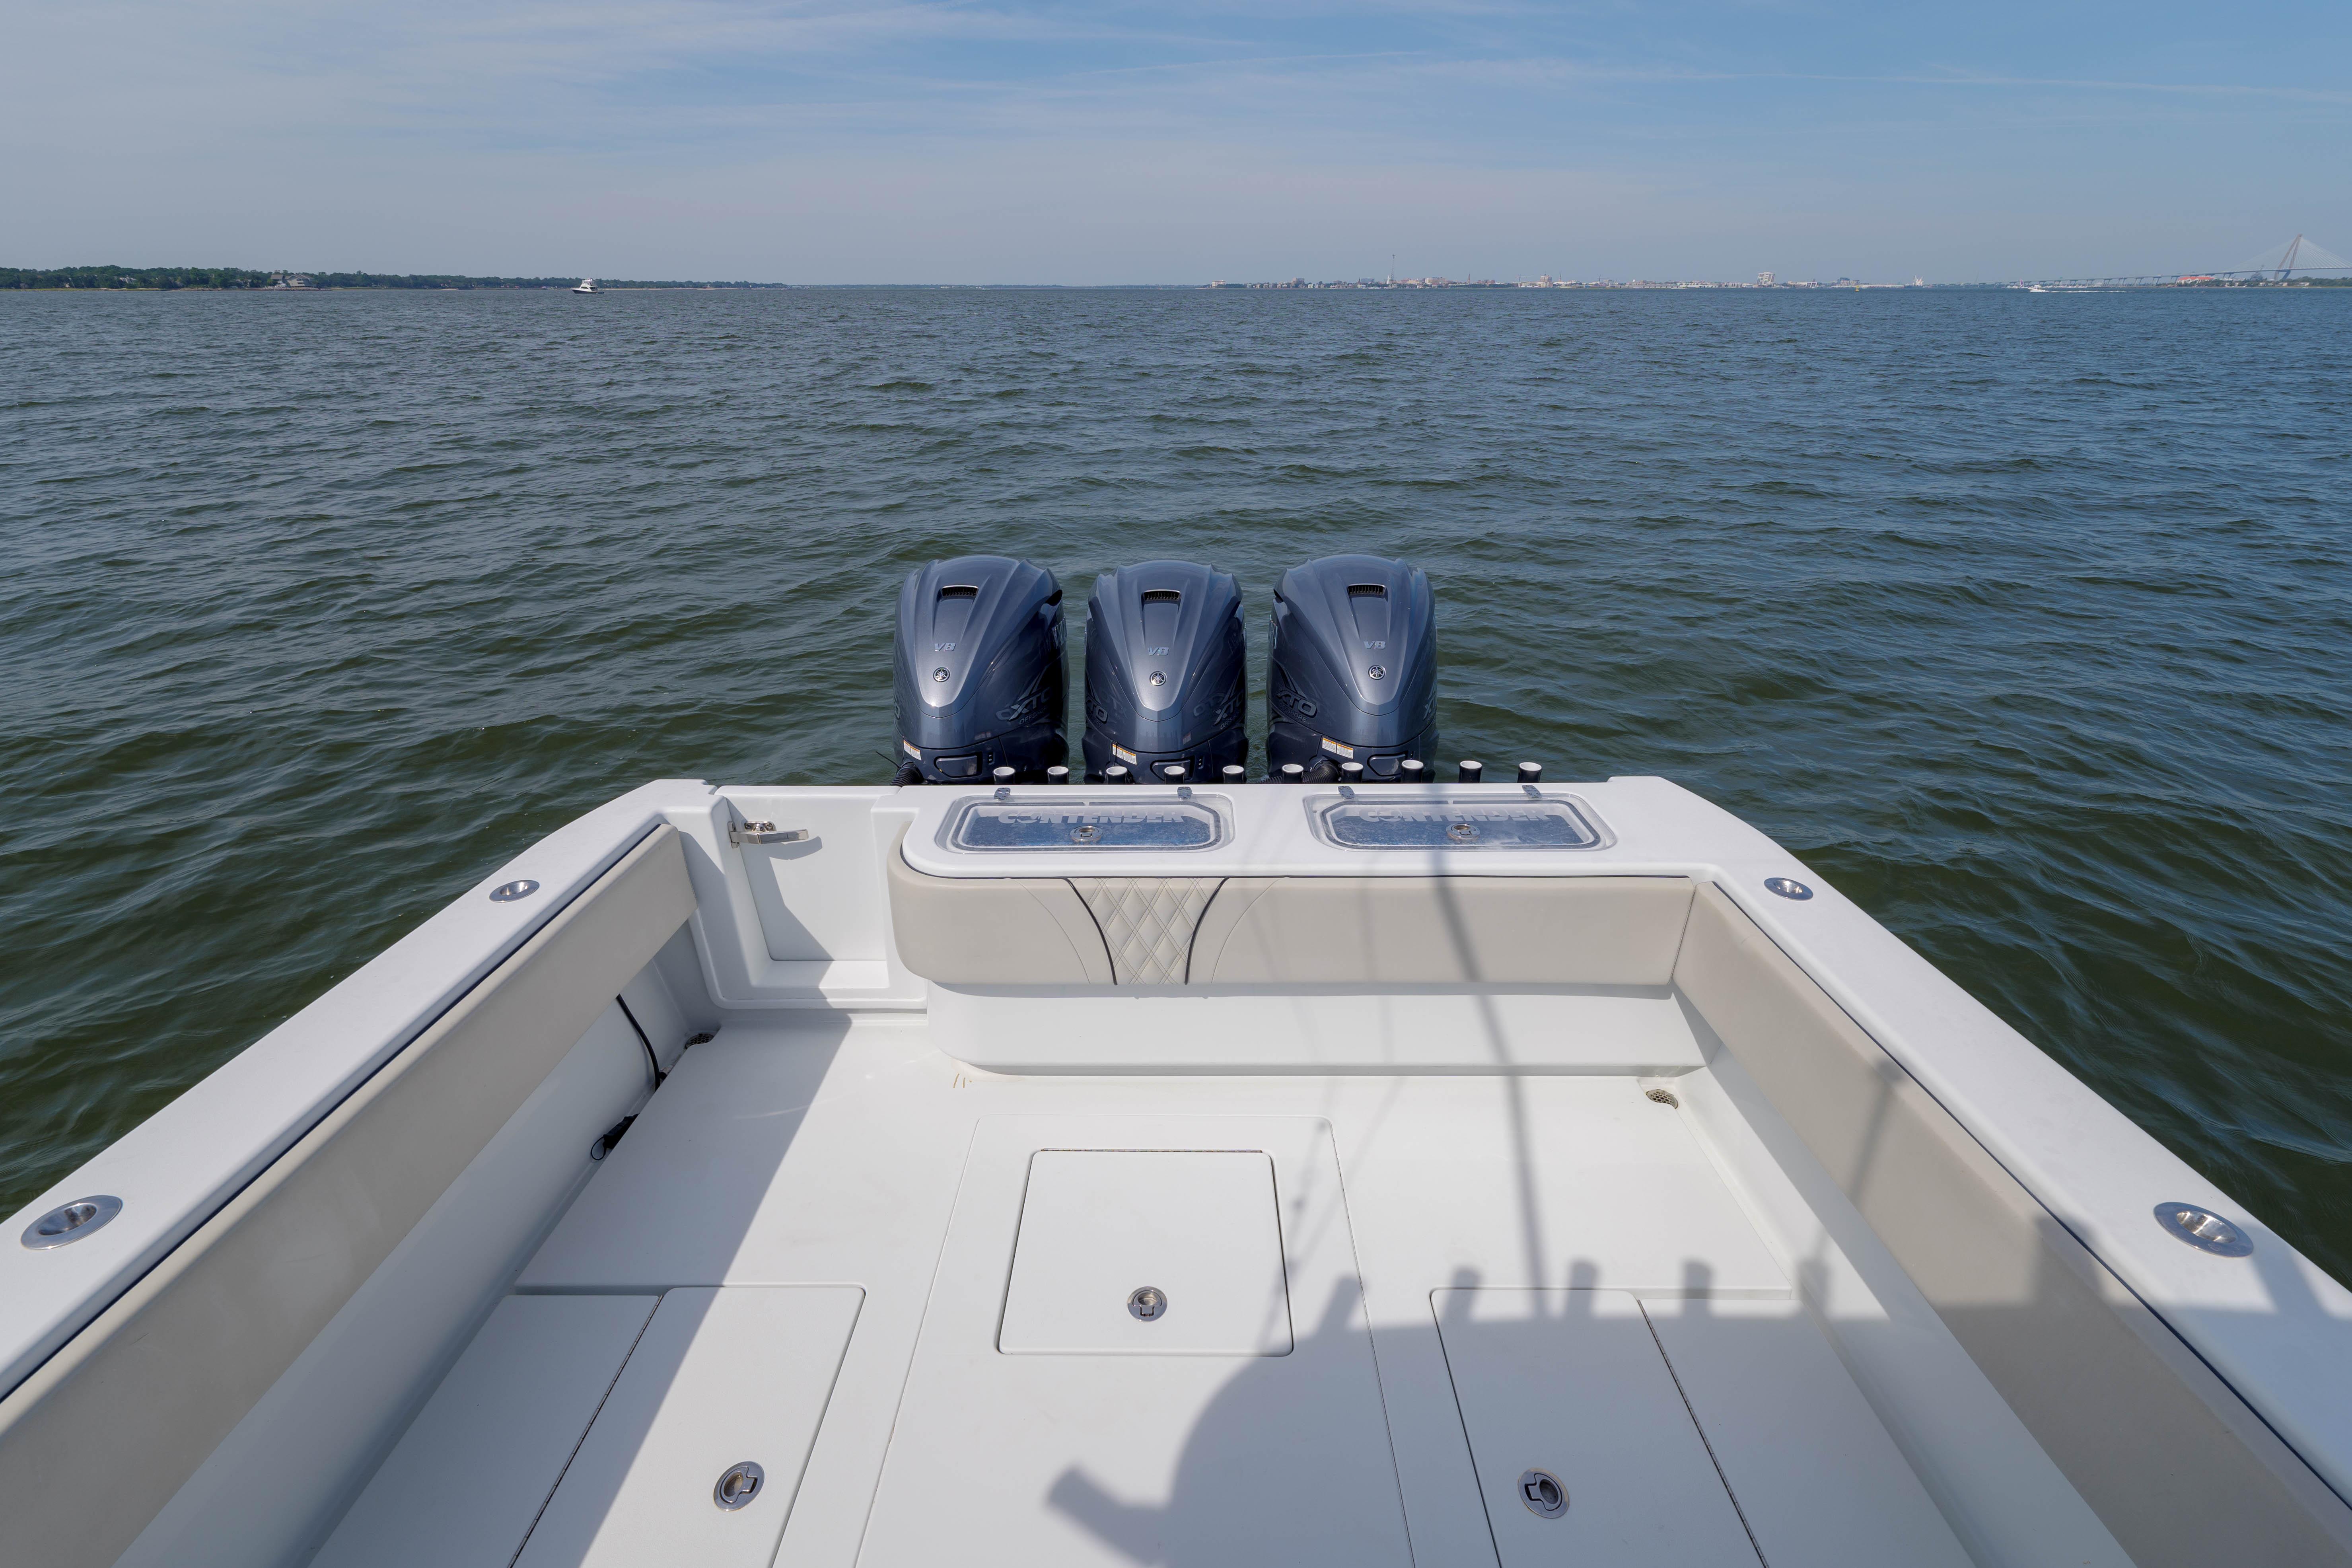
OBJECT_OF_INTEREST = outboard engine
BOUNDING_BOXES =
[1265,554,1438,781]
[1082,561,1247,782]
[891,555,1066,782]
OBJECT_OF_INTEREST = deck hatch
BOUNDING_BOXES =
[946,796,1227,851]
[1000,1150,1292,1355]
[1435,1289,1759,1566]
[1311,793,1604,850]
[515,1286,862,1567]
[1436,1289,1971,1568]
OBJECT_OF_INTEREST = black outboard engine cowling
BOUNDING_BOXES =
[892,556,1066,782]
[1265,554,1438,781]
[1082,561,1247,782]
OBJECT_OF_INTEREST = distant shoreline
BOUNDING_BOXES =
[0,267,792,292]
[7,267,2346,293]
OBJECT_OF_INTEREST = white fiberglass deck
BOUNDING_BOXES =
[320,1016,2002,1568]
[11,777,2352,1568]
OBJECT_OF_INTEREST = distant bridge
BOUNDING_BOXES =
[1992,234,2348,290]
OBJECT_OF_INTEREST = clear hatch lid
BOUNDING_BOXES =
[1311,793,1605,850]
[946,796,1228,851]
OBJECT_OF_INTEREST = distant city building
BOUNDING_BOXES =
[1757,271,1775,287]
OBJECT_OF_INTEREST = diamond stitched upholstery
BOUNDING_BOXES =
[1070,878,1224,984]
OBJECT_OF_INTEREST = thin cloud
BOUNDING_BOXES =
[1776,70,2352,107]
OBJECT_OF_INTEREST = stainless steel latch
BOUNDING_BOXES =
[729,821,811,847]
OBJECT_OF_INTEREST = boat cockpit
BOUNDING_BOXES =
[6,552,2351,1568]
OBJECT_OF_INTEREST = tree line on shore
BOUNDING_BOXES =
[1,267,781,290]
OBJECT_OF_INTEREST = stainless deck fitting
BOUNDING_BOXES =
[21,1195,122,1250]
[1519,1469,1568,1519]
[713,1460,765,1510]
[2157,1203,2253,1257]
[728,821,810,847]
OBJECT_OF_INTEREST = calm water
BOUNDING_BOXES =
[4,287,2348,1278]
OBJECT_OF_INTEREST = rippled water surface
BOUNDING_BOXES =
[4,287,2348,1277]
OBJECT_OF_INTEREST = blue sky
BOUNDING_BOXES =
[6,1,2348,281]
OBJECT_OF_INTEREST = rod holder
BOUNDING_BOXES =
[1046,765,1070,784]
[1279,763,1305,784]
[1517,762,1543,785]
[1458,760,1483,784]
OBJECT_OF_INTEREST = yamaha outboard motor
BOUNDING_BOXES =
[1082,561,1247,782]
[1265,554,1438,781]
[891,555,1066,782]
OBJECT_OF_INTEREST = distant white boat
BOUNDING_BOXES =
[572,278,600,295]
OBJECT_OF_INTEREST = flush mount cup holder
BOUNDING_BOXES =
[21,1195,123,1250]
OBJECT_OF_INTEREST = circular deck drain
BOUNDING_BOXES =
[1127,1286,1168,1321]
[2156,1203,2252,1257]
[1447,823,1479,843]
[714,1460,765,1510]
[1518,1469,1568,1519]
[1763,877,1813,900]
[21,1195,122,1251]
[489,880,539,902]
